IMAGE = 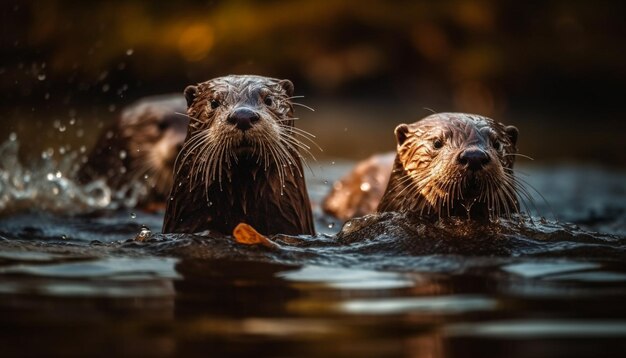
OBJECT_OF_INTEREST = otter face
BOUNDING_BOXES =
[392,113,519,218]
[119,97,188,195]
[178,75,307,190]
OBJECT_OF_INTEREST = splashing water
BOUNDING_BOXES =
[0,137,150,215]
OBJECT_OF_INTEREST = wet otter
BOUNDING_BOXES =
[77,95,188,206]
[322,153,395,220]
[324,113,521,220]
[162,75,315,236]
[378,113,520,220]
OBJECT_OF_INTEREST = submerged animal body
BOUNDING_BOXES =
[77,95,188,205]
[162,75,315,236]
[378,113,521,220]
[322,152,395,220]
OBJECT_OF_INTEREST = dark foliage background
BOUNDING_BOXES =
[1,0,624,165]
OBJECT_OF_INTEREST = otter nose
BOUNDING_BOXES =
[227,108,260,131]
[458,149,490,170]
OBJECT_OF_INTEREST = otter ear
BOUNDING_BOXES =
[394,124,410,145]
[505,125,518,146]
[279,79,294,97]
[184,85,198,107]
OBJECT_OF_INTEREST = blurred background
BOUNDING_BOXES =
[1,0,625,166]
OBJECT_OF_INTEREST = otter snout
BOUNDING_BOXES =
[227,108,260,131]
[458,148,490,170]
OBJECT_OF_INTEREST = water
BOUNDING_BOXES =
[0,142,625,357]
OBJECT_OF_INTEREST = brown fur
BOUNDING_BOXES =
[322,152,394,220]
[77,95,187,205]
[162,75,315,235]
[378,113,520,220]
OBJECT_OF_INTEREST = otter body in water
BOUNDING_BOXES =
[379,113,519,220]
[77,95,188,206]
[162,75,315,235]
[322,152,395,220]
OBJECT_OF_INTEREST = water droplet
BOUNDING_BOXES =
[323,180,328,185]
[136,226,151,241]
[126,48,134,56]
[331,161,335,165]
[9,132,16,141]
[80,145,86,153]
[143,174,149,180]
[119,150,127,159]
[327,223,335,229]
[76,129,85,138]
[69,118,76,125]
[46,173,54,180]
[61,235,67,240]
[207,201,213,207]
[37,74,46,81]
[102,84,110,92]
[44,92,50,100]
[360,182,371,192]
[55,171,62,178]
[58,125,66,132]
[130,212,136,219]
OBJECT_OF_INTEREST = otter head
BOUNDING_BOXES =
[163,75,315,235]
[179,75,302,189]
[77,95,187,203]
[119,96,188,197]
[380,113,519,220]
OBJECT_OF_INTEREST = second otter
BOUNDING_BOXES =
[162,75,315,236]
[324,113,520,220]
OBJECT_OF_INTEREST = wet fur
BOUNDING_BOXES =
[162,75,315,235]
[77,95,187,204]
[378,113,523,220]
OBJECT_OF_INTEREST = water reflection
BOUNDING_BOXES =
[0,160,625,356]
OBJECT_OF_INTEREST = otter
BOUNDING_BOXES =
[378,113,520,220]
[322,152,395,220]
[77,95,188,206]
[162,75,315,236]
[323,113,521,220]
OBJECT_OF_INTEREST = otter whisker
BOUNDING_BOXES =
[280,135,318,162]
[502,170,542,221]
[292,102,316,112]
[288,131,324,152]
[174,111,203,124]
[503,153,535,161]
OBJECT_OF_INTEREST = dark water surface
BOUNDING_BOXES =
[0,155,625,357]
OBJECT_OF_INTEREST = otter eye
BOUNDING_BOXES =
[264,96,273,106]
[433,139,443,149]
[210,100,220,109]
[493,140,502,150]
[157,121,169,131]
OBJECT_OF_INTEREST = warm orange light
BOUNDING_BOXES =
[177,23,215,62]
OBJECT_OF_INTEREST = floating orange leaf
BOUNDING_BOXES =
[233,223,277,248]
